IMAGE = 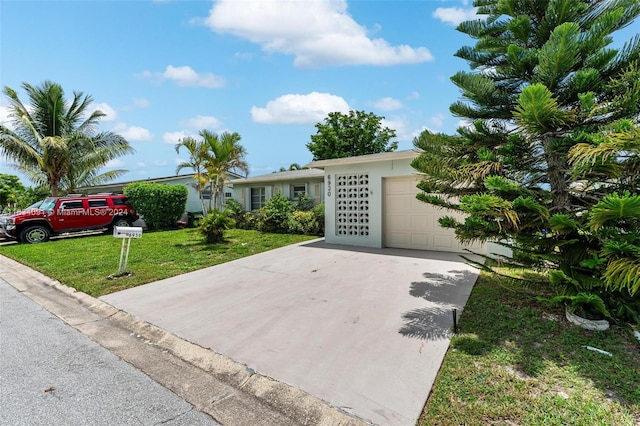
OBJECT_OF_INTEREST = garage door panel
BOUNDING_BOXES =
[388,215,410,232]
[409,215,431,232]
[386,194,411,210]
[386,232,410,247]
[384,176,483,253]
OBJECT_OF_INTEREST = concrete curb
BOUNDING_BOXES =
[0,254,370,426]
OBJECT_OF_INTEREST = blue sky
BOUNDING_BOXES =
[1,1,637,185]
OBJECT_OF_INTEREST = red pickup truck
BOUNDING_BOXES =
[0,194,138,243]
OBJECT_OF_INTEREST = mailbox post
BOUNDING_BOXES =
[113,226,143,275]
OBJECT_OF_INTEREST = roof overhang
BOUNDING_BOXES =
[307,149,420,169]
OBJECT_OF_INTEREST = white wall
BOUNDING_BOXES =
[324,157,418,248]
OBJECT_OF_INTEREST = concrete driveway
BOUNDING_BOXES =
[101,240,480,425]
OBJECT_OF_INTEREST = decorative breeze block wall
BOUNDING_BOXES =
[335,174,369,236]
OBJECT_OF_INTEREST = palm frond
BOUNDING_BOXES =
[603,257,640,295]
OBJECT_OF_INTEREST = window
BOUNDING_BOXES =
[224,192,232,198]
[61,201,84,210]
[112,197,127,206]
[88,199,108,208]
[202,189,212,200]
[291,184,307,199]
[251,187,266,210]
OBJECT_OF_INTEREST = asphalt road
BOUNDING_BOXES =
[0,278,218,426]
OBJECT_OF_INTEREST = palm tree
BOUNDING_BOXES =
[0,81,133,196]
[200,130,248,211]
[175,136,209,213]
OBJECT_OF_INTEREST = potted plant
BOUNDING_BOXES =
[551,292,611,331]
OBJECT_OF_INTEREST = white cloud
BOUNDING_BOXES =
[251,92,349,124]
[162,130,198,145]
[180,115,221,130]
[137,162,146,167]
[381,117,425,142]
[153,160,168,166]
[175,157,186,165]
[429,113,445,128]
[90,102,118,121]
[140,65,225,88]
[373,97,402,111]
[113,123,153,142]
[407,91,420,100]
[204,0,434,68]
[433,7,478,26]
[105,158,125,168]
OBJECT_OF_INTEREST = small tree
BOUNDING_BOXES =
[0,173,26,210]
[197,210,235,243]
[175,136,209,214]
[124,182,188,230]
[306,110,398,160]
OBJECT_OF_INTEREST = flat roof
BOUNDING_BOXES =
[307,149,420,169]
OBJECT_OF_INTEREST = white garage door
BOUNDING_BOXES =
[383,176,483,253]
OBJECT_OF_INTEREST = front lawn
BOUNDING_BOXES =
[0,229,316,296]
[421,273,640,425]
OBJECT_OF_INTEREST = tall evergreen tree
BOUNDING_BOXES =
[412,0,640,317]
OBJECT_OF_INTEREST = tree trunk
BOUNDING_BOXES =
[543,136,571,212]
[199,188,206,215]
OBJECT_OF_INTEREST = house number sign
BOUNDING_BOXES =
[327,174,332,197]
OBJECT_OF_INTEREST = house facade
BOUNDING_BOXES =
[309,150,488,254]
[230,169,325,211]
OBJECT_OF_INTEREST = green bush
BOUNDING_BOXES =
[257,193,293,233]
[124,182,188,230]
[312,202,325,235]
[197,209,235,243]
[288,210,319,235]
[224,198,246,228]
[241,211,260,230]
[294,192,314,211]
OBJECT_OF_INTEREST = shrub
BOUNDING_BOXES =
[312,202,325,235]
[197,209,235,243]
[257,193,293,233]
[294,192,314,211]
[224,198,246,228]
[124,182,188,230]
[288,210,319,235]
[241,211,260,230]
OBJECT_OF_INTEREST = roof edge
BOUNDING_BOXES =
[307,149,420,169]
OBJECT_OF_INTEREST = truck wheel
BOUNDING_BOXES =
[106,217,132,234]
[113,217,132,228]
[20,225,51,244]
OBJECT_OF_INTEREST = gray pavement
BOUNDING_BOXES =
[102,240,481,426]
[0,278,217,426]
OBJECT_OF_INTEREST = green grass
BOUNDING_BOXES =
[421,273,640,425]
[0,229,316,296]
